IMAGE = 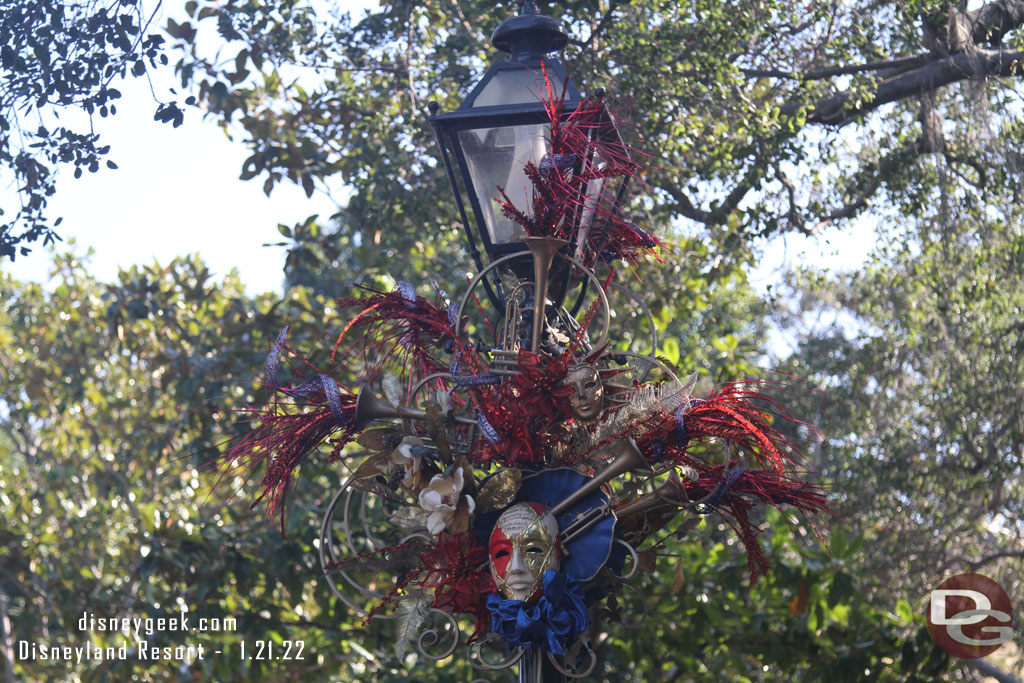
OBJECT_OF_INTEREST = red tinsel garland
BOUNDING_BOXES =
[225,382,357,534]
[471,349,574,466]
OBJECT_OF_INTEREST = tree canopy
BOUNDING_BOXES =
[2,0,1023,681]
[6,0,1024,262]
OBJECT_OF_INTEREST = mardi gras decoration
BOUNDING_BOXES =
[221,51,831,683]
[489,502,561,602]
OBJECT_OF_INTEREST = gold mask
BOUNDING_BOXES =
[489,502,560,602]
[565,364,604,422]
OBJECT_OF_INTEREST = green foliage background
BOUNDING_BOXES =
[2,0,1023,681]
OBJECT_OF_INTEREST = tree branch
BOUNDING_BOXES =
[663,157,767,226]
[960,658,1023,683]
[965,0,1024,47]
[662,185,713,224]
[799,180,880,236]
[942,548,1024,572]
[967,549,1024,571]
[585,0,622,46]
[741,55,929,81]
[776,146,912,235]
[805,47,1024,126]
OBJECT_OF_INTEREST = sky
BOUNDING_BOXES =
[0,0,362,295]
[1,0,873,299]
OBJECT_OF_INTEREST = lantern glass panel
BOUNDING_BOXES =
[580,159,607,231]
[459,123,550,245]
[471,69,564,108]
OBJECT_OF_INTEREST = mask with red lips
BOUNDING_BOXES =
[489,502,561,602]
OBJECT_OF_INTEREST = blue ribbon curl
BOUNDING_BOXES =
[486,570,589,655]
[694,466,746,514]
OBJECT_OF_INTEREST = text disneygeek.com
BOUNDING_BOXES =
[16,611,305,664]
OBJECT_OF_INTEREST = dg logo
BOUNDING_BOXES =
[927,573,1014,659]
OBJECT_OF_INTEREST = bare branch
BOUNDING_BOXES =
[967,549,1024,571]
[779,145,916,235]
[805,48,1024,126]
[662,158,767,226]
[663,185,714,224]
[960,658,1023,683]
[945,153,989,188]
[444,0,475,37]
[799,185,877,236]
[741,55,929,81]
[965,0,1024,47]
[585,0,622,46]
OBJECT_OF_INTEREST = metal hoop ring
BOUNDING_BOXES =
[456,250,611,359]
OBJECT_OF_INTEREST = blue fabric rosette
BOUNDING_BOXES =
[486,569,589,655]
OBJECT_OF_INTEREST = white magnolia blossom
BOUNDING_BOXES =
[390,438,423,489]
[418,467,475,535]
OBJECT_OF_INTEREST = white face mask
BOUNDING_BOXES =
[565,365,604,422]
[489,502,561,602]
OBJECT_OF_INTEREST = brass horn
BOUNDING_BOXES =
[523,236,568,354]
[353,385,475,430]
[613,476,690,520]
[549,437,651,519]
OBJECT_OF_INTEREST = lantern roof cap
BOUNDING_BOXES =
[492,1,568,61]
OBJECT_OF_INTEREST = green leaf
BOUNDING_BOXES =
[895,599,914,623]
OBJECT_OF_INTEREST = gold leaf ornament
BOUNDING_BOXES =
[448,498,472,535]
[475,468,522,513]
[357,427,404,452]
[424,400,451,462]
[671,560,686,595]
[347,451,403,501]
[389,506,430,530]
[637,548,658,573]
[350,451,393,481]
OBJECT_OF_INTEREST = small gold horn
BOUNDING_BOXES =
[523,236,569,354]
[549,437,651,519]
[353,385,425,430]
[353,385,475,430]
[614,477,689,520]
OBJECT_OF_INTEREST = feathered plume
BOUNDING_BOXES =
[577,373,698,466]
[679,382,801,473]
[333,282,464,382]
[222,327,358,533]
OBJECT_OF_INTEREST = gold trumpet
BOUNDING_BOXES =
[353,385,476,430]
[552,438,652,549]
[550,437,651,518]
[523,236,568,354]
[613,476,690,520]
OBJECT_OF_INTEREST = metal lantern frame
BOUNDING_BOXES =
[428,56,582,268]
[428,7,633,316]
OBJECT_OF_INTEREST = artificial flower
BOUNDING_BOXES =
[418,467,476,535]
[390,436,424,489]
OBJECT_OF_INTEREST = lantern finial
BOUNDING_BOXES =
[518,0,539,15]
